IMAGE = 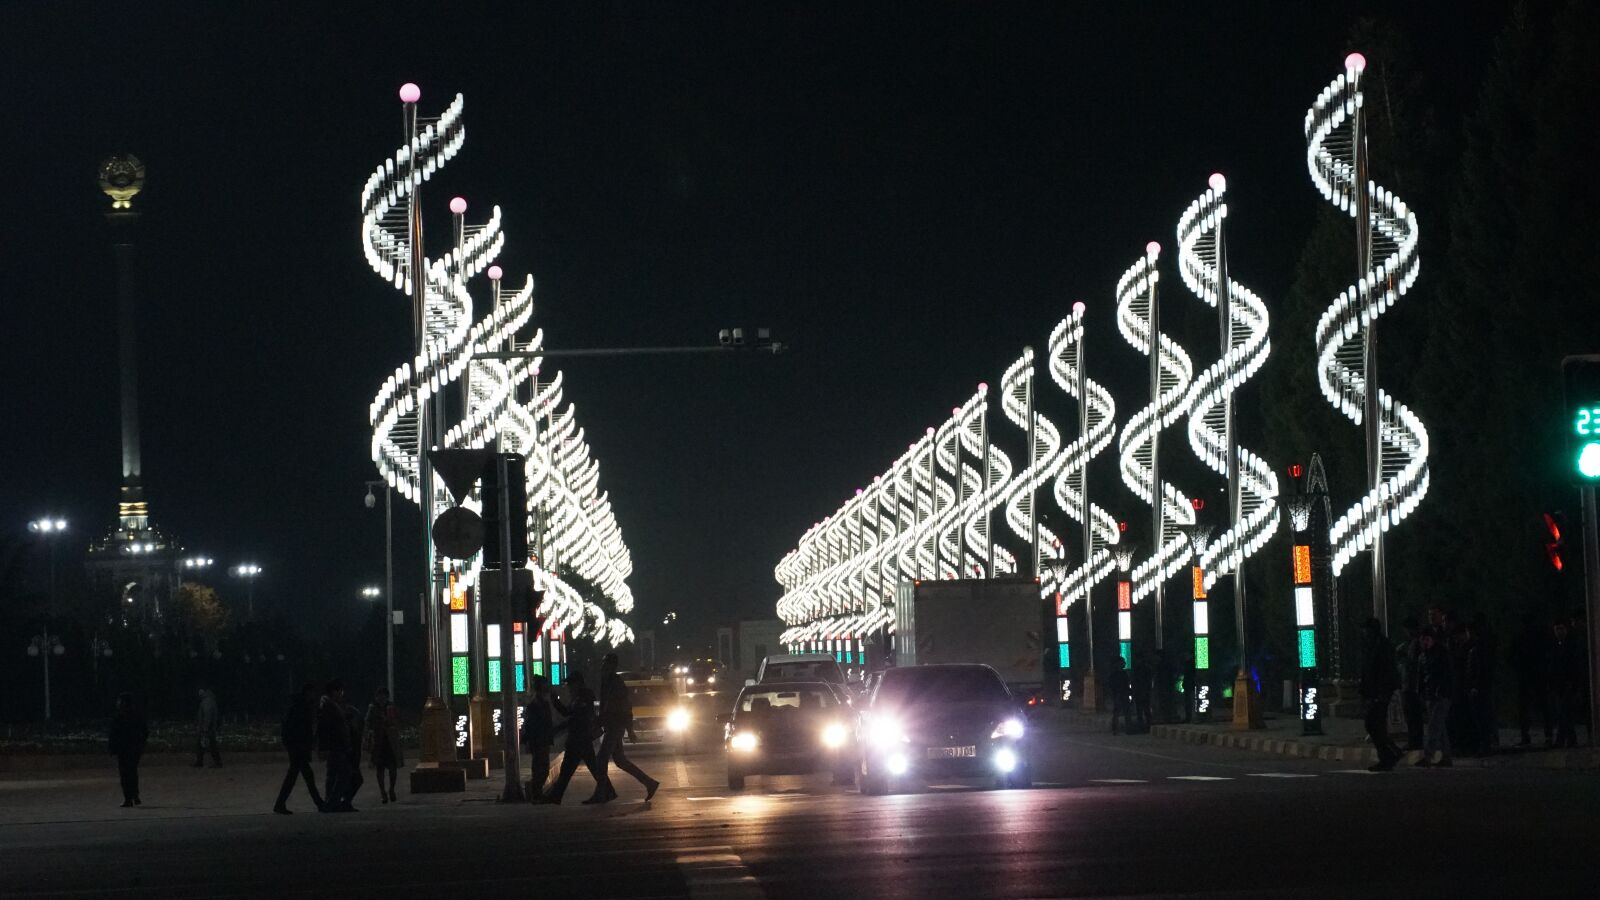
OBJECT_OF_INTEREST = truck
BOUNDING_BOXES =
[893,577,1046,698]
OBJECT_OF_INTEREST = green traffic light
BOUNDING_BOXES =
[1579,442,1600,480]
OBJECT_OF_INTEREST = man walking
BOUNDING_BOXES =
[109,692,148,808]
[1360,618,1403,771]
[274,683,326,814]
[1418,629,1454,767]
[522,675,556,801]
[1509,612,1549,747]
[588,653,660,804]
[318,680,356,811]
[194,687,222,768]
[1397,617,1426,751]
[544,672,604,804]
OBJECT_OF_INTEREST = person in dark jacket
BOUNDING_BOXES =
[522,675,556,801]
[1465,617,1497,755]
[108,692,148,808]
[1549,619,1583,748]
[1359,618,1403,771]
[588,653,660,803]
[341,699,366,808]
[193,687,222,768]
[1130,654,1154,733]
[1397,617,1425,751]
[364,687,403,804]
[1108,656,1133,735]
[274,683,327,814]
[1509,612,1550,747]
[544,672,606,804]
[1418,629,1455,767]
[318,679,356,811]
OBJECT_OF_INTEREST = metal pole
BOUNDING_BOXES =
[497,455,525,801]
[42,630,52,721]
[1217,202,1246,675]
[1150,276,1165,651]
[385,485,395,700]
[1026,350,1039,576]
[404,97,442,703]
[1583,485,1600,739]
[48,539,58,619]
[981,402,993,578]
[1352,79,1386,633]
[1078,333,1095,683]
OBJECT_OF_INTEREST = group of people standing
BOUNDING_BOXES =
[273,680,403,814]
[1362,607,1592,771]
[522,652,661,804]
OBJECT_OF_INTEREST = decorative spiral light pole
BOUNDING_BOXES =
[1177,173,1280,729]
[1304,53,1429,632]
[1115,242,1197,656]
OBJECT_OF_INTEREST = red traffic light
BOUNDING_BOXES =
[1191,498,1205,511]
[1290,464,1304,479]
[1544,513,1567,572]
[1118,521,1128,533]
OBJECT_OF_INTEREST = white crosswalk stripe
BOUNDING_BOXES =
[1247,773,1319,778]
[1089,778,1148,784]
[1166,775,1233,781]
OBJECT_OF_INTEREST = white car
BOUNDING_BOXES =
[754,653,846,687]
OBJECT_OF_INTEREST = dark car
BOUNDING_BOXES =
[856,664,1030,795]
[724,681,857,790]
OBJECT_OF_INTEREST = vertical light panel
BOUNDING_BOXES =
[1117,580,1132,668]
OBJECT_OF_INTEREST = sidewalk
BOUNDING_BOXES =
[1047,706,1600,770]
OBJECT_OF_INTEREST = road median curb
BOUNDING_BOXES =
[1149,724,1379,765]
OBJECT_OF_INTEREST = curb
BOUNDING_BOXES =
[1149,724,1378,765]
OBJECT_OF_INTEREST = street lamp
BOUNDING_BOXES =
[365,480,396,701]
[231,564,262,618]
[25,631,66,720]
[88,634,114,699]
[27,517,69,616]
[182,556,215,573]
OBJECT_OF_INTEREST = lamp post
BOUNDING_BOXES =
[1177,522,1215,721]
[365,480,396,702]
[88,633,114,696]
[182,556,214,578]
[27,518,69,616]
[231,564,262,619]
[26,631,65,720]
[1043,553,1073,705]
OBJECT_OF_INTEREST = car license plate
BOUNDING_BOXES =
[928,745,976,759]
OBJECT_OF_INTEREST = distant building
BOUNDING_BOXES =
[716,618,785,682]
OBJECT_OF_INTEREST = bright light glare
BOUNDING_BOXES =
[990,718,1025,740]
[993,747,1018,773]
[886,753,909,776]
[821,722,849,748]
[686,677,696,686]
[667,708,690,732]
[730,731,759,752]
[1579,442,1600,479]
[867,717,906,747]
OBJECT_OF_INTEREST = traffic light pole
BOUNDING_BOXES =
[1583,485,1600,738]
[496,454,526,802]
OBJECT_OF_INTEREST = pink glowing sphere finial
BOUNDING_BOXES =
[953,407,962,416]
[486,265,503,281]
[1208,172,1227,193]
[855,488,863,497]
[1145,241,1161,257]
[449,196,468,215]
[1345,52,1367,73]
[398,83,421,104]
[1072,301,1087,316]
[926,426,936,435]
[977,382,988,393]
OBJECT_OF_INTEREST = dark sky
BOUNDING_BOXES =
[0,2,1504,651]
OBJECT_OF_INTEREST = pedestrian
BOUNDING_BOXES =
[589,653,660,804]
[274,683,327,815]
[1549,619,1583,748]
[522,675,556,801]
[194,687,222,768]
[1108,656,1133,735]
[364,687,403,804]
[318,679,356,811]
[1417,629,1454,767]
[108,692,147,808]
[1359,618,1403,771]
[1130,653,1153,733]
[343,697,366,808]
[1180,649,1197,723]
[1510,612,1550,747]
[1397,616,1425,751]
[544,672,605,804]
[1446,623,1475,754]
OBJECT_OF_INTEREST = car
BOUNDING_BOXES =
[861,670,884,700]
[856,663,1030,795]
[724,681,857,790]
[753,652,846,686]
[625,678,691,748]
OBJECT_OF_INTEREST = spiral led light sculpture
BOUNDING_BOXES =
[1177,175,1280,725]
[1304,53,1429,624]
[362,87,635,707]
[1114,242,1197,636]
[1048,306,1121,611]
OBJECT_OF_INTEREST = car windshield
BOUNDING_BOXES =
[739,688,836,714]
[875,667,1008,706]
[628,684,676,707]
[764,661,842,683]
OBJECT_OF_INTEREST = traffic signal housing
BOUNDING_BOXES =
[1562,355,1600,481]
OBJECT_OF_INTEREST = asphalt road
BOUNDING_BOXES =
[3,713,1598,898]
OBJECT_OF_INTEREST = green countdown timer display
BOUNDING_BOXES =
[1564,355,1600,481]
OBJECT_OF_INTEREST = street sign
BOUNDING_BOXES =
[429,448,496,505]
[431,506,485,559]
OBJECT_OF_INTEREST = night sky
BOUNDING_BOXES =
[1,2,1504,650]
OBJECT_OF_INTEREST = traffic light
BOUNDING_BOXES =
[1562,355,1600,481]
[480,453,528,568]
[1543,512,1568,572]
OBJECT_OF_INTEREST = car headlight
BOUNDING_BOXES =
[991,718,1025,740]
[686,676,696,686]
[667,708,690,732]
[821,722,849,748]
[730,731,759,752]
[708,675,716,684]
[867,717,907,748]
